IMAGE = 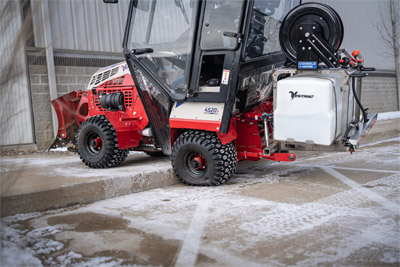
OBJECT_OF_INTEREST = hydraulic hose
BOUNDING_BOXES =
[343,121,356,146]
[351,77,368,123]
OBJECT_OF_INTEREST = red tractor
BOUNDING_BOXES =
[51,0,377,186]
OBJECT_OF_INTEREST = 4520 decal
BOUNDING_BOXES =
[204,107,219,115]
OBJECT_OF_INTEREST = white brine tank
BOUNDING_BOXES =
[274,74,344,146]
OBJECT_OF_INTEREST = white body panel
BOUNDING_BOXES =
[274,74,344,146]
[86,61,130,90]
[170,102,224,122]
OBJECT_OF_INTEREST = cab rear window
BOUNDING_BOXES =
[245,0,300,59]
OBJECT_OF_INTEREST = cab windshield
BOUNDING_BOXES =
[127,0,198,99]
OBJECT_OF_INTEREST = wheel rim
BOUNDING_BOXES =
[87,132,103,155]
[184,152,207,178]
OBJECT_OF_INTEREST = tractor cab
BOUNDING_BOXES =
[123,0,301,154]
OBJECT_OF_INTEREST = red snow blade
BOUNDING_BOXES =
[49,91,89,150]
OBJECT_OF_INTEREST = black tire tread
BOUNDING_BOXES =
[77,115,128,168]
[171,130,237,186]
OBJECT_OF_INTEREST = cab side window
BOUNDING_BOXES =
[201,0,243,50]
[245,0,300,59]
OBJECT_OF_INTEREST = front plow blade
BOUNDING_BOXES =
[50,91,88,149]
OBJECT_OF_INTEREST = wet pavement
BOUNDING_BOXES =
[1,137,399,266]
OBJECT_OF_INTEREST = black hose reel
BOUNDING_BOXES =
[279,3,344,69]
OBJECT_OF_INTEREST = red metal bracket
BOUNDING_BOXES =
[237,151,296,162]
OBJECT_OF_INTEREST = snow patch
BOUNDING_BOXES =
[56,251,83,266]
[32,239,64,254]
[50,147,68,152]
[378,111,400,121]
[129,151,143,155]
[0,221,72,266]
[2,211,42,224]
[49,159,170,178]
[71,256,123,267]
[0,225,43,267]
[0,156,79,166]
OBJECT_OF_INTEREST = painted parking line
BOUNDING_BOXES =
[297,164,400,174]
[321,167,400,214]
[175,199,211,267]
[330,166,400,174]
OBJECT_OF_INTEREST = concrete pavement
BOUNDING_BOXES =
[0,153,176,217]
[1,118,399,217]
[1,136,399,266]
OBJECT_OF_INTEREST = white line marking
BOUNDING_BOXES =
[330,166,400,174]
[321,167,400,214]
[175,199,211,267]
[199,246,264,267]
[359,136,400,148]
[297,165,400,174]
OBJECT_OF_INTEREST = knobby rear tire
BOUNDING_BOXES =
[171,130,237,186]
[77,115,128,168]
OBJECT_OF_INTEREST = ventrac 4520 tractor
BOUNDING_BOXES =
[51,0,377,186]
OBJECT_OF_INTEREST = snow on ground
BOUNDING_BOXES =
[0,152,170,180]
[1,140,398,266]
[0,156,79,166]
[378,111,400,121]
[46,156,170,179]
[0,130,399,266]
[1,224,43,267]
[292,137,400,167]
[5,168,395,266]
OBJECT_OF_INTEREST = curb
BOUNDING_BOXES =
[1,168,178,217]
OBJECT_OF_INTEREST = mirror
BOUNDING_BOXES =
[103,0,118,3]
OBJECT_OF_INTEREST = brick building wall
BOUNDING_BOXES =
[361,75,398,113]
[28,64,52,150]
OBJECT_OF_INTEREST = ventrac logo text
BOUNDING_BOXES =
[289,91,314,100]
[204,108,219,115]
